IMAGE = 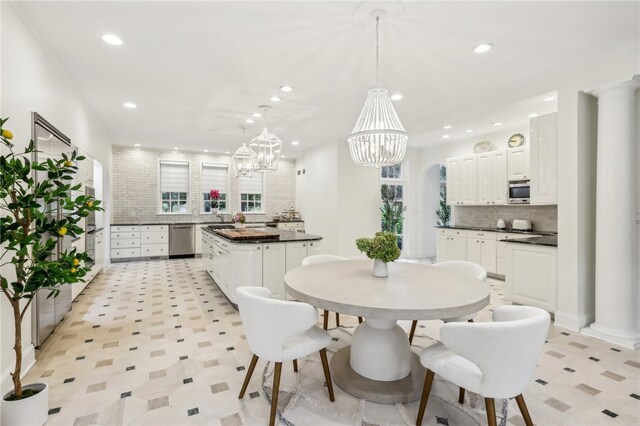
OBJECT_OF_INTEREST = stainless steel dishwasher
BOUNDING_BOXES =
[169,224,195,257]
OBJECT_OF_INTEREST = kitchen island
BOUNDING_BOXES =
[201,226,322,305]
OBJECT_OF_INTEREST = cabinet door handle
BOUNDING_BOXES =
[302,243,306,247]
[256,247,261,250]
[265,246,270,249]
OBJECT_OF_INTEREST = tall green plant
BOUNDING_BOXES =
[0,117,102,400]
[436,187,451,226]
[380,185,406,234]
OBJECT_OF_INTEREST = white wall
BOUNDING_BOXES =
[0,2,113,395]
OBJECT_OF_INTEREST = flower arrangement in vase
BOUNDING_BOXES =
[209,189,220,213]
[232,212,246,228]
[355,232,401,277]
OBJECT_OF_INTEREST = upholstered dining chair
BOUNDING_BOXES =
[301,255,363,328]
[416,305,550,426]
[236,286,335,426]
[404,260,487,344]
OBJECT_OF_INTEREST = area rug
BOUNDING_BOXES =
[259,325,508,425]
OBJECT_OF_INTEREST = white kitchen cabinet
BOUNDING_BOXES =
[262,243,287,299]
[492,149,508,205]
[228,244,262,303]
[460,155,477,204]
[95,229,105,271]
[276,222,305,232]
[505,243,557,312]
[140,225,169,258]
[507,146,530,181]
[285,241,310,272]
[445,157,461,205]
[111,226,141,260]
[530,113,557,205]
[195,225,209,255]
[476,152,493,205]
[307,240,321,256]
[496,232,541,275]
[466,231,497,274]
[436,229,468,262]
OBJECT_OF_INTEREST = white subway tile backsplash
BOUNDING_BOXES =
[453,205,557,232]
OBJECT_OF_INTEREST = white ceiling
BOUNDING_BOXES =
[12,1,640,157]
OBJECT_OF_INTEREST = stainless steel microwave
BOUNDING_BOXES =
[508,181,530,204]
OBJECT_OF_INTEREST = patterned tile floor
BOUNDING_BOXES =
[24,259,640,425]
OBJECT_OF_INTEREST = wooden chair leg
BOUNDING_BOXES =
[485,397,497,426]
[238,354,259,398]
[358,316,363,323]
[319,348,335,401]
[269,362,283,426]
[409,320,418,345]
[292,359,298,373]
[335,312,340,327]
[458,387,465,404]
[515,394,534,426]
[323,310,329,330]
[416,369,435,425]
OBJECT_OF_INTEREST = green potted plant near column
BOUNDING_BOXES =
[0,117,102,426]
[355,231,401,277]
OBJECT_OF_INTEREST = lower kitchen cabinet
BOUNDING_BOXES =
[466,231,497,274]
[496,232,541,275]
[504,243,557,312]
[436,229,467,262]
[262,243,286,299]
[285,241,309,272]
[111,225,168,261]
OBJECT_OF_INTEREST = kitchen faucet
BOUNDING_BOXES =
[216,213,225,223]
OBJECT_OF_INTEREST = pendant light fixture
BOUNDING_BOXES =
[348,12,407,167]
[232,125,253,178]
[249,105,282,172]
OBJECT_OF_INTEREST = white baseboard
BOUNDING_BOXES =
[1,344,36,396]
[554,311,595,332]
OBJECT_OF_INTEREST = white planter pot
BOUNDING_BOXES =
[1,382,49,426]
[372,259,388,278]
[211,207,219,214]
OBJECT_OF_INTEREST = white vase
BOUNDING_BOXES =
[1,382,49,426]
[211,207,219,214]
[372,259,388,277]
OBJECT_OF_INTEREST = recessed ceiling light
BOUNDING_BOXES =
[134,143,141,147]
[204,149,209,153]
[465,129,474,133]
[473,43,494,53]
[123,102,137,109]
[270,96,281,102]
[280,85,293,92]
[544,96,555,102]
[173,147,179,150]
[442,135,450,139]
[246,119,255,124]
[225,151,230,154]
[443,125,452,129]
[390,93,403,101]
[291,141,300,146]
[252,113,261,118]
[102,34,123,46]
[528,113,539,118]
[492,122,503,126]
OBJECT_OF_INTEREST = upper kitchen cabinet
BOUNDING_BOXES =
[445,157,461,205]
[507,146,530,181]
[446,155,476,205]
[477,149,508,205]
[530,113,558,204]
[460,155,477,204]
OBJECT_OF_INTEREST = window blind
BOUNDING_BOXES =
[160,161,189,192]
[239,171,263,194]
[201,163,228,194]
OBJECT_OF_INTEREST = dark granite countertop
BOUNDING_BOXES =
[112,221,271,226]
[502,235,558,247]
[202,226,321,244]
[435,225,556,236]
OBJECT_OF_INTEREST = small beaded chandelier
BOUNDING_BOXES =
[232,126,253,178]
[249,106,282,172]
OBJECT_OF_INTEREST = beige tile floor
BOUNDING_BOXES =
[24,258,640,425]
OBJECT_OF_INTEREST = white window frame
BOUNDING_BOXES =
[238,171,265,214]
[200,162,231,214]
[157,159,191,215]
[380,162,405,249]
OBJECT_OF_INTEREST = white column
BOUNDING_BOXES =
[582,80,640,349]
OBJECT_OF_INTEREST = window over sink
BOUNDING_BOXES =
[159,160,190,213]
[238,171,264,213]
[201,163,229,213]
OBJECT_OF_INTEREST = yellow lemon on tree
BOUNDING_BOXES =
[57,227,67,236]
[2,129,13,140]
[73,258,80,266]
[63,160,73,167]
[87,201,93,207]
[70,268,77,274]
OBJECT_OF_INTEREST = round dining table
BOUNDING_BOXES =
[284,259,490,403]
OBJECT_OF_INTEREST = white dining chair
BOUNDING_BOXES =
[404,260,487,344]
[416,305,550,426]
[301,255,363,328]
[236,286,335,426]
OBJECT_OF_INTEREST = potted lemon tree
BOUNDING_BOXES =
[0,117,102,426]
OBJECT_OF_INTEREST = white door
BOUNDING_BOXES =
[466,238,482,265]
[262,243,286,299]
[480,239,497,274]
[285,242,308,272]
[491,150,508,205]
[460,155,477,204]
[530,113,557,204]
[476,152,492,205]
[446,158,460,205]
[507,147,530,181]
[450,236,467,261]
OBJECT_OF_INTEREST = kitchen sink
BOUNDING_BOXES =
[208,224,235,230]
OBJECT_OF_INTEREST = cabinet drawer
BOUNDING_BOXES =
[141,225,168,232]
[437,228,468,237]
[499,233,542,241]
[112,231,140,240]
[141,231,168,244]
[111,238,140,249]
[468,231,497,240]
[141,244,168,257]
[111,248,140,258]
[111,225,140,233]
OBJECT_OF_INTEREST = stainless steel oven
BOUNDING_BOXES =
[508,181,531,204]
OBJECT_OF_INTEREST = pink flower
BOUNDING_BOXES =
[209,189,220,200]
